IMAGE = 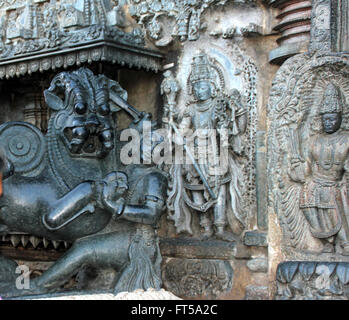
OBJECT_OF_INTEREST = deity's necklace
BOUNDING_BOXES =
[195,99,214,112]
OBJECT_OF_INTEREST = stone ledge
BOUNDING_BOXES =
[11,289,181,300]
[160,238,236,260]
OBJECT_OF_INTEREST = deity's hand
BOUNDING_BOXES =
[288,156,306,183]
[112,197,126,218]
[101,171,128,215]
[173,132,185,145]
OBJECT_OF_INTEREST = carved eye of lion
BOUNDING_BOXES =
[74,102,87,115]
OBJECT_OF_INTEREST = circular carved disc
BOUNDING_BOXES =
[0,122,45,175]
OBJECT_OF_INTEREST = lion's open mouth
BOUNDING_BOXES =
[0,233,72,261]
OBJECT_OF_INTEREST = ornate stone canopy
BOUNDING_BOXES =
[0,0,163,79]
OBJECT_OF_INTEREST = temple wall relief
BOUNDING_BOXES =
[4,0,348,300]
[267,0,349,300]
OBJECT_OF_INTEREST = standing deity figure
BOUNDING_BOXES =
[289,83,349,255]
[161,70,180,127]
[167,51,247,240]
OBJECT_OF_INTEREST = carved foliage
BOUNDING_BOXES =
[127,0,258,46]
[162,258,233,298]
[276,261,349,300]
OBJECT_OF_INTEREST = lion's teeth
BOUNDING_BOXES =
[21,235,29,248]
[10,235,20,247]
[29,236,41,249]
[43,238,49,248]
[52,240,60,249]
[1,233,71,250]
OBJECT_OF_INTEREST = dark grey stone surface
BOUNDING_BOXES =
[243,231,268,247]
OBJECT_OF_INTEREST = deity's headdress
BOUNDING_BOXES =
[320,83,346,114]
[187,51,224,96]
[189,51,214,84]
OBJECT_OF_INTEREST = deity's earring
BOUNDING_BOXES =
[211,86,217,98]
[189,86,199,103]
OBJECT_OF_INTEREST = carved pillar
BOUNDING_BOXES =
[23,93,41,128]
[17,82,49,133]
[268,0,312,64]
[309,0,333,52]
[336,0,349,52]
[310,0,349,53]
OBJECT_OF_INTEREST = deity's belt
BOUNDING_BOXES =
[312,176,340,186]
[184,176,231,191]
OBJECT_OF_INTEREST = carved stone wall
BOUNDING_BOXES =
[0,0,346,301]
[276,261,349,300]
[0,0,277,300]
[267,0,349,300]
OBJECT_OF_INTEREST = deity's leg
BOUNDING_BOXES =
[214,184,227,239]
[303,208,322,231]
[334,199,349,255]
[335,227,349,255]
[193,191,213,238]
[303,208,334,253]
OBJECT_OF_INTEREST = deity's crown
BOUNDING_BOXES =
[320,83,345,114]
[189,51,214,84]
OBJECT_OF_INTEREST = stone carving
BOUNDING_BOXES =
[309,0,332,53]
[209,23,263,40]
[127,0,257,46]
[6,11,21,40]
[160,70,180,129]
[1,233,71,250]
[31,288,182,300]
[1,0,143,52]
[0,67,167,297]
[0,0,26,10]
[268,52,349,254]
[288,83,349,255]
[163,49,257,240]
[162,258,233,299]
[276,261,349,300]
[336,1,349,52]
[0,0,163,79]
[267,0,311,65]
[309,0,349,53]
